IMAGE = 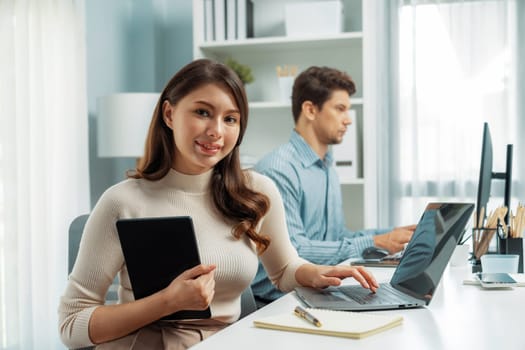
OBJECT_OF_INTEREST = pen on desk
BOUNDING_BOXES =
[294,306,322,327]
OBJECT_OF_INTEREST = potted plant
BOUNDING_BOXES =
[225,58,254,85]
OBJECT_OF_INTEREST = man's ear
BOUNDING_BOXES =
[301,100,317,121]
[162,100,174,129]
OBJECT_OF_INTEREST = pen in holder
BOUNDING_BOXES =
[472,224,503,261]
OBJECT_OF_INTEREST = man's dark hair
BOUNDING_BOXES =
[291,66,356,123]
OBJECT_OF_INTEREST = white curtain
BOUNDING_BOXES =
[385,0,519,226]
[0,0,90,348]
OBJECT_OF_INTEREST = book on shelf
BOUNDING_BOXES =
[225,0,236,40]
[214,0,226,41]
[236,0,253,39]
[332,109,358,181]
[202,0,253,42]
[203,0,214,41]
[253,307,403,339]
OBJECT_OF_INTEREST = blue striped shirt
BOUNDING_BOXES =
[251,130,389,301]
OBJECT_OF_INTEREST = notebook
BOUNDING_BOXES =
[116,216,211,320]
[253,307,403,339]
[295,202,475,311]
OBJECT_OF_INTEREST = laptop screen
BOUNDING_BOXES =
[390,203,474,303]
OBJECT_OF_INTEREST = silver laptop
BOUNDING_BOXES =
[295,202,474,311]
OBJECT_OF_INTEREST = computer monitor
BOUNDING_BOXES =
[476,123,493,228]
[475,122,513,228]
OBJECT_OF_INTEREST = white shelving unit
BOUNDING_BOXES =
[192,0,378,229]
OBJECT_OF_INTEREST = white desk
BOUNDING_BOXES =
[191,265,525,350]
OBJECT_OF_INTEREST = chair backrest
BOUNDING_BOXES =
[67,214,96,350]
[67,214,258,318]
[68,214,89,273]
[68,214,119,302]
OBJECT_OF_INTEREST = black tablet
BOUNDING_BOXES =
[116,216,211,320]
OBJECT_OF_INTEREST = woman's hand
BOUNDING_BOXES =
[295,264,379,292]
[89,264,217,344]
[160,264,216,317]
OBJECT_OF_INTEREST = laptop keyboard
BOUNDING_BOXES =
[338,284,408,305]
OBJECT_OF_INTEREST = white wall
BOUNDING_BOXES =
[85,0,193,206]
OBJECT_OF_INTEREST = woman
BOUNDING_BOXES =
[58,59,378,349]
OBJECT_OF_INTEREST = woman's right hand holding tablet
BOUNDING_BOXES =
[160,264,216,317]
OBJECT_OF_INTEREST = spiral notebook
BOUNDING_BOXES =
[253,308,403,339]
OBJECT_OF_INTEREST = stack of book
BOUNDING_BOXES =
[203,0,253,42]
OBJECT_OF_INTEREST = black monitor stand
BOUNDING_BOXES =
[494,144,522,272]
[492,144,513,227]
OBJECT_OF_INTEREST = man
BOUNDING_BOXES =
[251,66,415,304]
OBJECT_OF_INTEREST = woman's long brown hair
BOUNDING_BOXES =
[128,59,270,254]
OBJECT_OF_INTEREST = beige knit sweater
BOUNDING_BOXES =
[58,168,306,348]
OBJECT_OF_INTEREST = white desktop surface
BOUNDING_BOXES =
[191,265,525,350]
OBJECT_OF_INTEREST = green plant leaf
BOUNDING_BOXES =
[225,58,254,85]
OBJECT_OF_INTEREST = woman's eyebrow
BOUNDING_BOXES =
[193,100,214,108]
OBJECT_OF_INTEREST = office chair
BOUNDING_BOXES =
[67,215,99,350]
[68,214,119,302]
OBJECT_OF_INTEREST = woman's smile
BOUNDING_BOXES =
[195,140,222,155]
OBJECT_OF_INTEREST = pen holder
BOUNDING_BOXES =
[471,225,523,273]
[500,237,524,273]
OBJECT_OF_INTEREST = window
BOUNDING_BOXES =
[0,142,4,346]
[391,0,517,225]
